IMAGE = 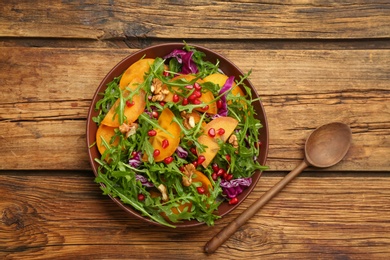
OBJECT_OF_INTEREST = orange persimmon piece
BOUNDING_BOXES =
[197,116,239,168]
[147,108,181,162]
[192,170,213,196]
[119,58,155,90]
[96,124,119,156]
[101,79,146,127]
[203,73,245,97]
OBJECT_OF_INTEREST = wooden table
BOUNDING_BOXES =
[1,1,389,259]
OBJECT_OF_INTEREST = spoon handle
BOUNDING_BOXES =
[204,160,308,254]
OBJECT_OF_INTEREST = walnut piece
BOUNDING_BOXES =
[182,163,196,187]
[228,134,239,149]
[157,184,168,202]
[181,111,196,129]
[119,122,139,138]
[150,78,169,102]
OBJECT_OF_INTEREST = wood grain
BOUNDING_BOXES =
[1,172,389,259]
[1,1,389,40]
[0,47,389,171]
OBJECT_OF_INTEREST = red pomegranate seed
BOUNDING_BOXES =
[194,82,201,91]
[190,147,197,155]
[217,168,225,177]
[138,194,145,201]
[197,187,205,194]
[225,173,233,181]
[126,100,134,107]
[179,166,185,172]
[225,154,231,163]
[202,105,209,111]
[185,85,193,89]
[197,155,206,165]
[173,94,180,103]
[148,129,157,136]
[211,172,218,181]
[194,90,202,98]
[182,98,189,105]
[152,111,159,118]
[212,163,219,172]
[163,156,174,164]
[208,128,216,137]
[160,101,166,106]
[217,128,225,135]
[162,139,169,149]
[216,100,223,109]
[188,93,197,102]
[163,71,170,77]
[192,99,202,105]
[153,149,160,157]
[229,197,238,205]
[192,160,198,167]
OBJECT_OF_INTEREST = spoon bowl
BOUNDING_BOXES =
[205,122,352,254]
[305,122,352,168]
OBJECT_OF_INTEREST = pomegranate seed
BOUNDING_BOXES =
[163,71,170,77]
[211,172,218,181]
[222,172,228,180]
[192,99,202,105]
[225,173,233,181]
[194,82,201,91]
[229,197,238,205]
[225,154,231,163]
[217,100,223,109]
[217,128,225,135]
[188,93,197,102]
[159,101,166,106]
[131,151,137,157]
[194,90,202,98]
[179,166,185,172]
[138,194,145,201]
[185,85,193,89]
[162,139,169,149]
[172,94,180,103]
[148,130,157,136]
[182,98,189,105]
[153,149,160,157]
[202,105,209,111]
[152,111,159,118]
[126,100,134,107]
[163,156,174,164]
[197,187,205,194]
[208,128,216,137]
[212,163,219,172]
[217,168,225,177]
[197,155,206,165]
[190,147,197,155]
[192,160,198,167]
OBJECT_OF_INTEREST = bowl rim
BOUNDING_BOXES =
[86,42,269,228]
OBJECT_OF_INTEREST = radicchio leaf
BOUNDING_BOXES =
[164,49,198,74]
[129,151,142,168]
[217,76,235,117]
[220,177,252,199]
[136,174,154,187]
[176,146,188,158]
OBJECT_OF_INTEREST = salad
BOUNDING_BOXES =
[92,44,267,228]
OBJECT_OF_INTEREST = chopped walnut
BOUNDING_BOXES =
[228,134,239,149]
[150,78,169,102]
[119,122,139,138]
[182,163,196,187]
[181,111,196,129]
[157,184,168,202]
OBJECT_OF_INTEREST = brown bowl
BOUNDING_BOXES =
[86,43,268,228]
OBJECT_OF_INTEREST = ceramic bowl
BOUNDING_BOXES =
[86,43,268,227]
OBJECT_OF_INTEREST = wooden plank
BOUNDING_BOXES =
[1,172,389,259]
[1,1,389,40]
[0,47,389,170]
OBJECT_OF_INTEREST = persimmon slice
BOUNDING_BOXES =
[119,58,155,90]
[197,116,239,167]
[96,124,119,156]
[147,108,181,162]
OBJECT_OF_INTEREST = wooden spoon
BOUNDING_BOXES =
[204,122,352,254]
